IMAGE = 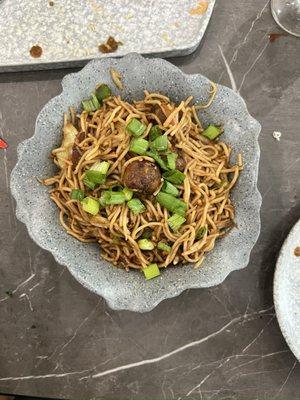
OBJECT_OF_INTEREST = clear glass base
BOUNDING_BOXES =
[271,0,300,37]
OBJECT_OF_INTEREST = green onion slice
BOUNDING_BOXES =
[141,228,153,239]
[95,84,111,102]
[161,181,179,197]
[127,198,146,215]
[129,137,149,155]
[85,170,106,184]
[167,214,186,231]
[138,239,155,250]
[156,192,187,216]
[157,241,171,253]
[99,190,126,205]
[150,134,169,152]
[83,176,96,190]
[142,263,161,280]
[126,118,147,137]
[123,187,133,201]
[149,125,162,141]
[162,169,186,185]
[82,99,97,112]
[81,197,100,215]
[167,152,178,170]
[90,161,110,174]
[146,150,168,170]
[196,226,207,240]
[202,125,223,140]
[71,189,85,201]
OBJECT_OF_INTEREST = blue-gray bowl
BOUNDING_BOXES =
[10,53,261,312]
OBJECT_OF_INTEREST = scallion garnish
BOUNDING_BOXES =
[167,214,186,231]
[123,187,133,201]
[138,239,155,250]
[91,93,101,109]
[196,226,207,240]
[149,125,162,141]
[95,84,111,102]
[71,189,85,201]
[150,134,169,152]
[127,198,146,214]
[129,137,149,155]
[83,176,96,190]
[156,192,187,216]
[202,125,223,140]
[157,241,171,253]
[146,150,168,170]
[81,197,100,215]
[126,118,147,137]
[162,169,186,185]
[90,161,110,174]
[82,99,97,112]
[85,170,106,184]
[161,181,179,197]
[99,190,126,205]
[167,152,178,170]
[142,263,161,280]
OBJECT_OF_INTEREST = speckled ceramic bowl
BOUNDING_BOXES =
[10,53,261,312]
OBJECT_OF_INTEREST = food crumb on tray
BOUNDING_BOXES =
[294,246,300,257]
[99,36,122,53]
[272,131,282,141]
[190,0,208,15]
[30,45,43,58]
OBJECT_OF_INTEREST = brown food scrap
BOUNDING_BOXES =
[110,68,123,90]
[99,36,121,53]
[49,1,54,6]
[30,45,43,58]
[269,33,287,43]
[123,160,162,195]
[190,1,208,15]
[294,247,300,257]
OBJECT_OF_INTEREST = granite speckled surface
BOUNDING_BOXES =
[0,0,300,398]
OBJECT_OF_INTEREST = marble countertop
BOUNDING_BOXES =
[0,1,300,398]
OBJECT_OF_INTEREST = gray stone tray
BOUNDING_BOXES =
[10,53,262,312]
[0,0,215,72]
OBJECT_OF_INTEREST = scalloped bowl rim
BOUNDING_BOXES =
[10,53,262,312]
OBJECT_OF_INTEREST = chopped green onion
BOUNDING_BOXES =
[161,181,179,197]
[71,189,85,201]
[156,192,187,216]
[126,118,147,137]
[85,170,106,184]
[149,125,162,141]
[167,152,178,170]
[163,169,186,185]
[146,150,168,170]
[138,239,155,250]
[129,137,149,155]
[157,241,171,253]
[91,93,101,109]
[83,176,96,190]
[141,228,153,239]
[142,263,160,280]
[127,198,146,215]
[168,214,186,231]
[81,197,100,215]
[90,161,110,174]
[150,134,169,152]
[99,190,126,205]
[95,84,111,102]
[123,187,133,201]
[82,99,97,112]
[202,125,223,140]
[196,226,207,240]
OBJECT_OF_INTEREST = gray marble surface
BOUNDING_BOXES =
[0,0,300,398]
